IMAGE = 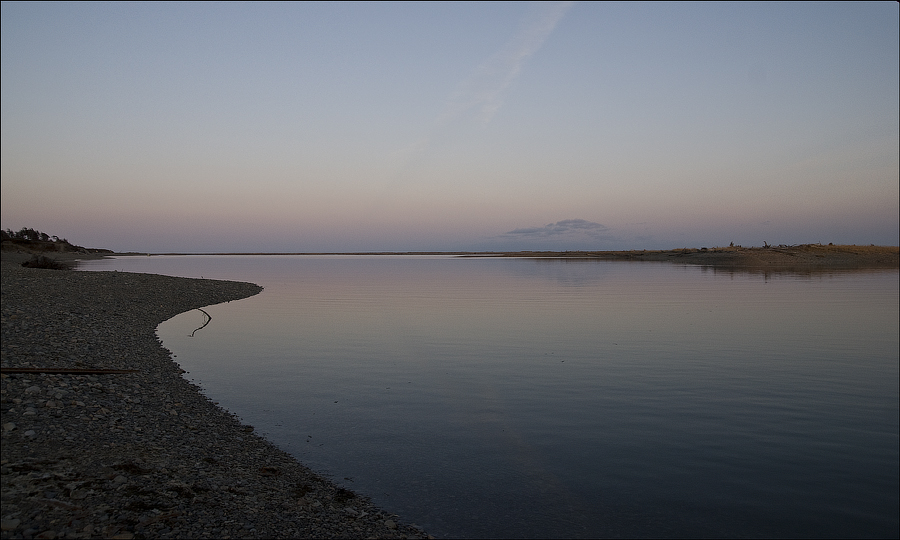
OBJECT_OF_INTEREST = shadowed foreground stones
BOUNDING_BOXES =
[1,260,430,539]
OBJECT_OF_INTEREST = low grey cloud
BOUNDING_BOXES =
[504,219,611,238]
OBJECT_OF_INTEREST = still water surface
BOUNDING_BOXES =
[78,255,899,538]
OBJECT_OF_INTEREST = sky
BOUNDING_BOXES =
[2,1,898,253]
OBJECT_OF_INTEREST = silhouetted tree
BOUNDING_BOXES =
[2,228,73,246]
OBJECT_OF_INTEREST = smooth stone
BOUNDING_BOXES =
[0,519,21,531]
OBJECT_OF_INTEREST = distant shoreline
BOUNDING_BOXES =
[101,244,900,269]
[475,244,900,269]
[4,243,898,269]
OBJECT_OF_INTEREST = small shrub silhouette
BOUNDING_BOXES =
[21,255,69,270]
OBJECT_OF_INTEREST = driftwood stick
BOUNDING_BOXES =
[0,368,138,374]
[190,308,211,337]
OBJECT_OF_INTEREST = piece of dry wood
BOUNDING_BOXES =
[0,368,138,374]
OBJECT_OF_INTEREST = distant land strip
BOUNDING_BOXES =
[112,244,899,269]
[476,244,900,268]
[4,241,898,269]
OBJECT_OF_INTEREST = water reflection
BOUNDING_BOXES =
[78,256,899,538]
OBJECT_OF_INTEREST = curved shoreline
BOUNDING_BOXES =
[1,257,429,539]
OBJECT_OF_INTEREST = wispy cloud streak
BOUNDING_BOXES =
[377,2,572,202]
[395,1,573,161]
[439,1,573,126]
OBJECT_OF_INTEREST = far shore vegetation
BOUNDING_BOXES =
[1,227,112,269]
[2,227,897,269]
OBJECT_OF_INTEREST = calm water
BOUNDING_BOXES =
[78,255,899,538]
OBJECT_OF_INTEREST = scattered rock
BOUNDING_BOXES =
[0,519,21,531]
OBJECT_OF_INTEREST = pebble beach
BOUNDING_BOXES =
[1,254,430,539]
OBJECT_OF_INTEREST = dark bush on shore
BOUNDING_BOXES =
[21,255,70,270]
[1,227,113,255]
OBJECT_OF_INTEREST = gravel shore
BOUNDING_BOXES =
[1,256,430,539]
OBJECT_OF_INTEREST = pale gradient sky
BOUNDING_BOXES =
[2,1,898,253]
